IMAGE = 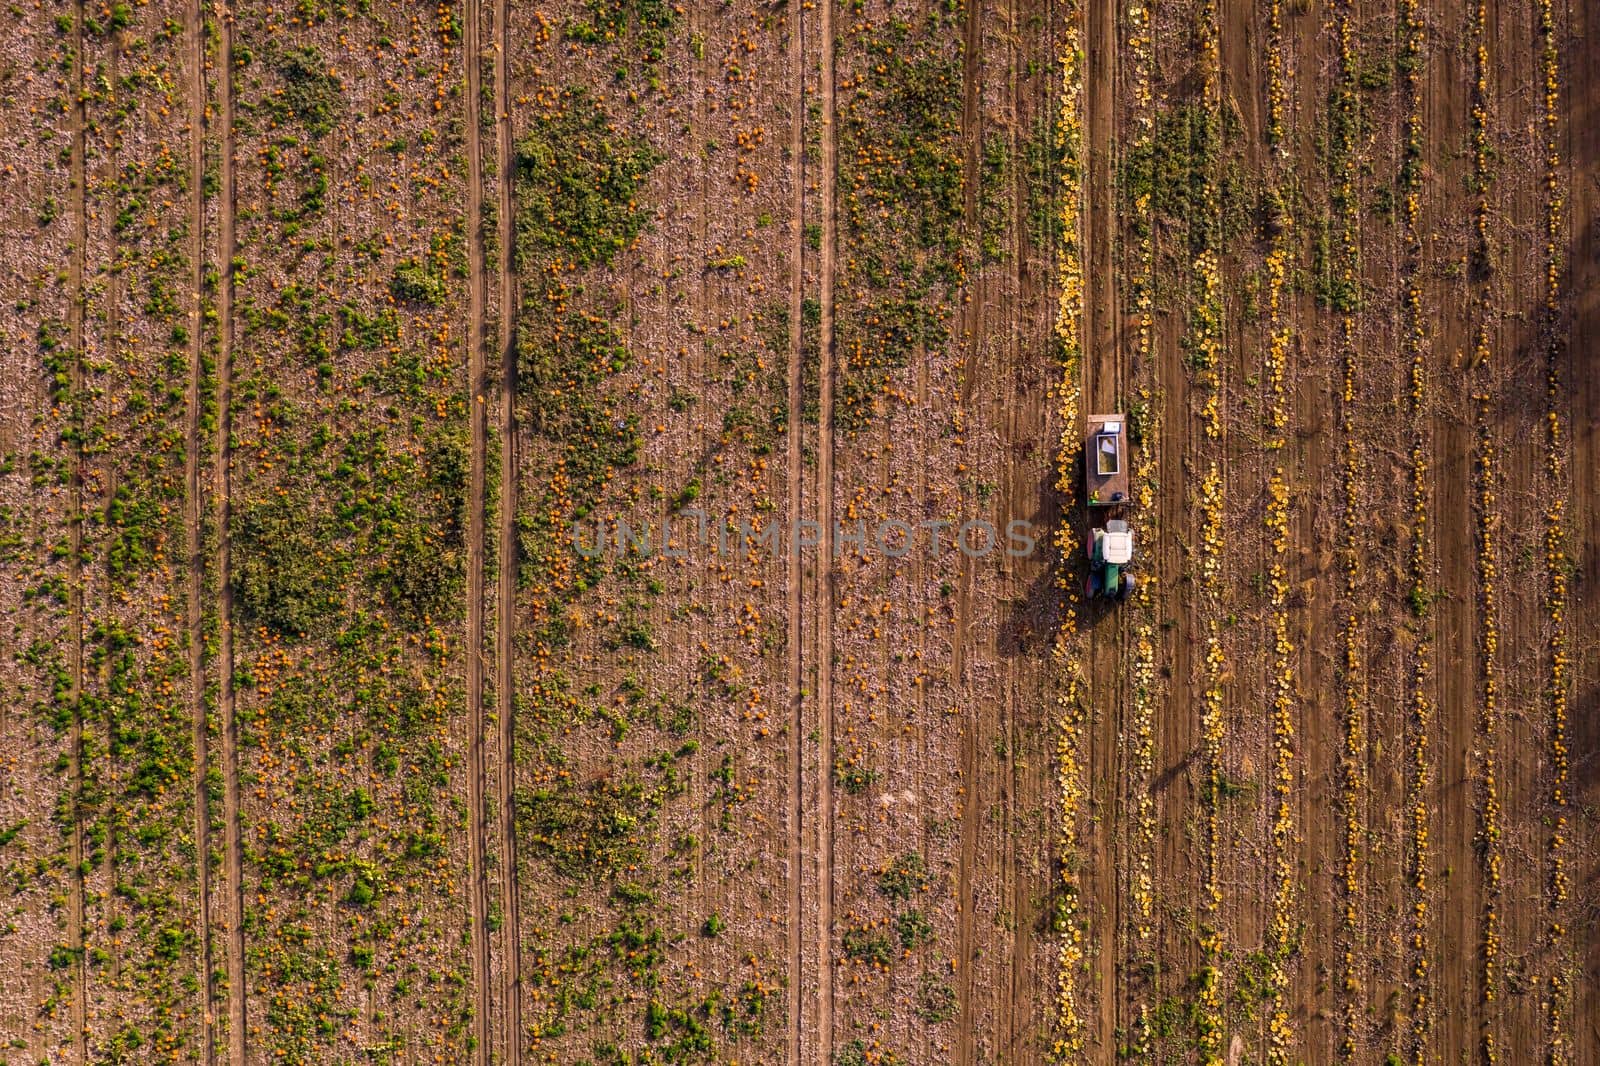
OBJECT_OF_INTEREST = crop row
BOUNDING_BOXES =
[12,3,220,1058]
[830,3,968,1056]
[1125,228,1157,1066]
[1124,0,1157,1055]
[513,14,683,1053]
[1466,4,1504,1061]
[1536,0,1572,1057]
[1262,276,1294,1066]
[217,0,479,1055]
[1397,0,1432,1061]
[1,0,96,1053]
[1328,5,1366,1058]
[85,2,212,1052]
[1259,1,1296,1059]
[1049,10,1087,1056]
[507,1,802,1058]
[1191,0,1226,1057]
[1472,391,1502,1061]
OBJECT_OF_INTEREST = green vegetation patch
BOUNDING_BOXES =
[514,89,661,268]
[518,773,663,881]
[566,0,678,62]
[233,496,349,639]
[839,16,964,258]
[267,46,344,138]
[833,10,965,431]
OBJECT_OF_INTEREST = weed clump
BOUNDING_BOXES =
[269,46,343,138]
[388,258,446,307]
[234,498,346,638]
[514,90,661,268]
[876,852,927,901]
[566,0,678,62]
[519,774,660,880]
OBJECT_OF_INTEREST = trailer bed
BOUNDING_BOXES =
[1085,413,1130,506]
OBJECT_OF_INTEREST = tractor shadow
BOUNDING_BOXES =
[999,456,1129,659]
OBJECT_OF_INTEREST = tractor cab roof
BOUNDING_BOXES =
[1101,529,1133,565]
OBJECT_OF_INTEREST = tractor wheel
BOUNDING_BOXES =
[1119,573,1137,600]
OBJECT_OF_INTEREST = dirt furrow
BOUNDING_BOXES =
[1220,0,1273,1052]
[65,0,88,1057]
[785,0,807,1057]
[814,0,839,1054]
[462,0,493,1059]
[214,8,246,1062]
[952,0,984,1058]
[1149,0,1201,1048]
[1083,0,1122,1045]
[1565,0,1599,1050]
[1484,0,1550,1053]
[184,0,216,1057]
[493,0,523,1052]
[1425,0,1477,1056]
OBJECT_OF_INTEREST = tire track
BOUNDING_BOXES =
[815,0,839,1054]
[97,34,129,1034]
[1083,0,1121,1048]
[95,42,124,1042]
[66,0,88,1056]
[687,2,708,1011]
[184,0,216,1057]
[491,0,524,1054]
[784,0,806,1055]
[952,0,982,1057]
[214,8,247,1062]
[461,0,492,1059]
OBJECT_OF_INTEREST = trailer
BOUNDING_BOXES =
[1084,414,1129,507]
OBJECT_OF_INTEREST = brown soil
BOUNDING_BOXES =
[0,0,1592,1061]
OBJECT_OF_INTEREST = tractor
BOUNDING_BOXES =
[1085,519,1136,600]
[1083,414,1135,600]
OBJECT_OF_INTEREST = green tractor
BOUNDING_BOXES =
[1085,519,1136,600]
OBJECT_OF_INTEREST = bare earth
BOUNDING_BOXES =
[0,0,1593,1063]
